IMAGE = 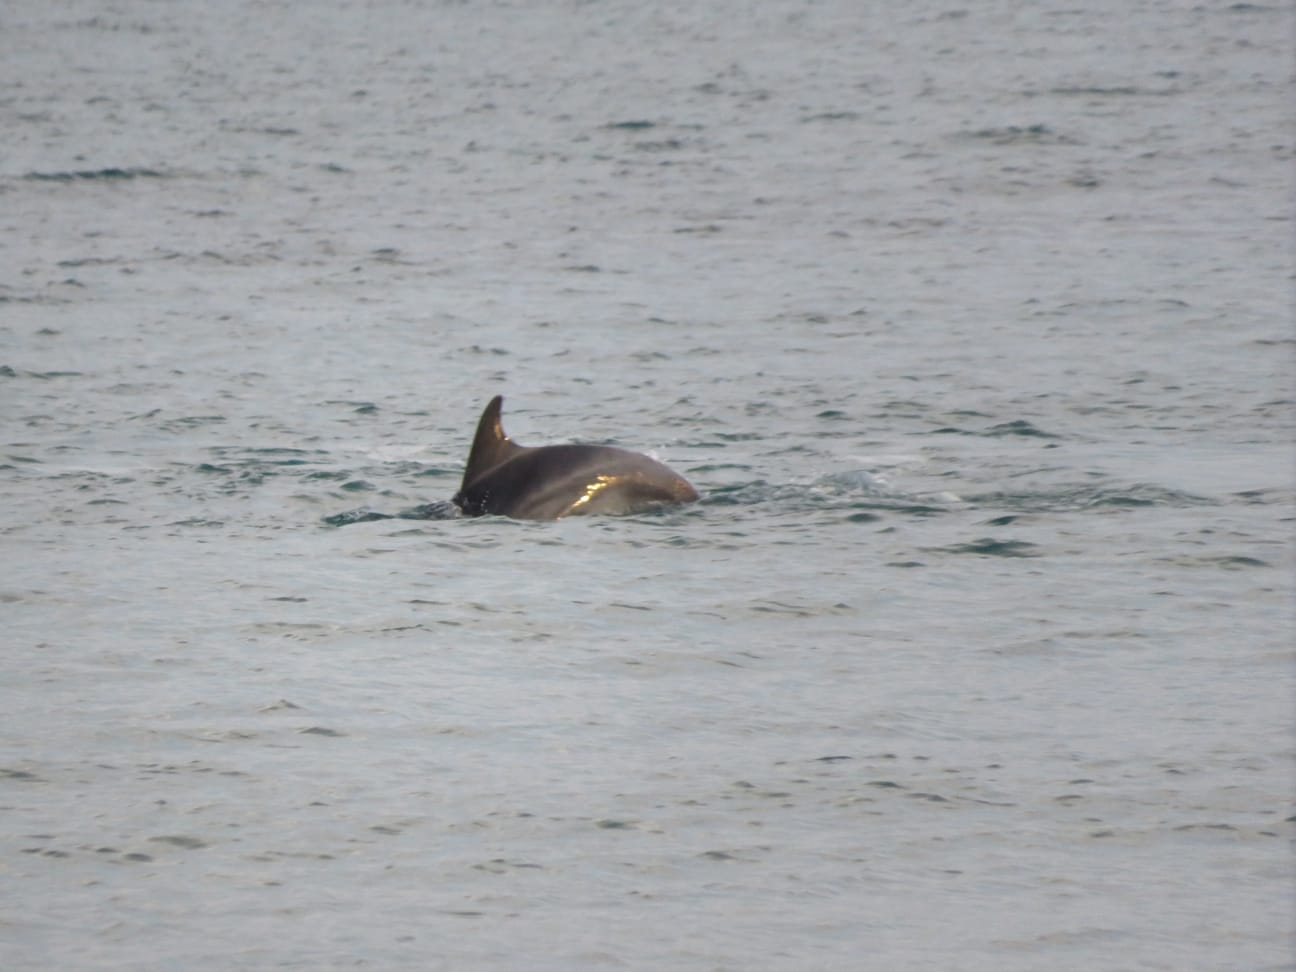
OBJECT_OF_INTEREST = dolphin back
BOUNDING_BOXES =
[451,396,697,519]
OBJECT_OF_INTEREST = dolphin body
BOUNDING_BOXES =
[452,396,698,519]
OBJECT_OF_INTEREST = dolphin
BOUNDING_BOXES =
[451,396,699,519]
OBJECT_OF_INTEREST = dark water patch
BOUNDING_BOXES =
[751,600,814,617]
[1157,554,1271,570]
[2,768,44,782]
[473,858,543,873]
[1047,86,1165,97]
[324,509,394,526]
[956,124,1078,145]
[685,456,758,468]
[199,448,328,482]
[57,256,120,267]
[185,450,344,499]
[394,501,459,520]
[701,479,949,519]
[48,469,127,488]
[25,167,167,181]
[1,368,85,379]
[701,481,798,508]
[414,465,460,479]
[878,399,936,416]
[633,138,687,152]
[211,447,318,460]
[1091,492,1156,508]
[937,538,1042,558]
[348,460,455,481]
[801,111,861,123]
[149,835,208,850]
[0,293,71,306]
[929,419,1059,438]
[324,500,459,526]
[696,481,770,505]
[1082,485,1213,509]
[985,420,1059,438]
[969,482,1214,513]
[1233,488,1288,504]
[159,415,226,432]
[259,700,304,714]
[323,400,379,413]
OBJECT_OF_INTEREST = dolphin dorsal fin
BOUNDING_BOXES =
[461,395,526,488]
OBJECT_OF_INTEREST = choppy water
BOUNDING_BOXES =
[2,1,1292,969]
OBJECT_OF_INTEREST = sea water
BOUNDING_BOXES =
[1,1,1291,968]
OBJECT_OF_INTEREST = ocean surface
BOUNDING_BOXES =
[2,0,1292,969]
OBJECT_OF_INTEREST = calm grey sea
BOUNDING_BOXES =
[2,0,1292,969]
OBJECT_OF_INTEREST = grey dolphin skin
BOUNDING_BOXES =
[451,396,699,519]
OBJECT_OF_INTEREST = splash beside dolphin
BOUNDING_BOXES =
[452,396,698,519]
